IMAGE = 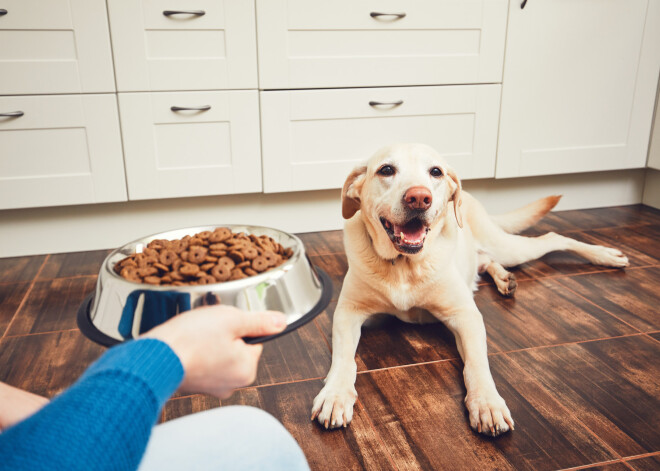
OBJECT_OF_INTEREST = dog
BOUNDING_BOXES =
[311,143,629,436]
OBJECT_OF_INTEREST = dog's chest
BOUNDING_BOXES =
[377,262,428,312]
[386,283,418,312]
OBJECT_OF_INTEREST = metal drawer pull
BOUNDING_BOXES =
[171,105,211,112]
[0,111,24,118]
[0,9,7,16]
[163,10,205,17]
[370,12,406,20]
[369,100,403,107]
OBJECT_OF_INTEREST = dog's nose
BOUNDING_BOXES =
[404,186,432,211]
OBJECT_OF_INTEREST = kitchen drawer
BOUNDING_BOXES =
[261,85,501,193]
[0,0,115,94]
[0,95,126,210]
[108,0,257,92]
[118,91,262,200]
[257,0,508,89]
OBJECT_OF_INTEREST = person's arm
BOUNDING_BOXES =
[0,338,183,471]
[0,382,49,432]
[0,306,286,471]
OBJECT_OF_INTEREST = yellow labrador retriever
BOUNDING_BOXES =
[311,143,628,436]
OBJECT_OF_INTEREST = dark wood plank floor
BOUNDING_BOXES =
[1,204,659,470]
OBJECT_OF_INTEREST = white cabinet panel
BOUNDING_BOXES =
[497,0,660,178]
[257,0,508,89]
[0,95,127,209]
[648,82,660,171]
[108,0,257,91]
[261,85,501,193]
[0,0,115,94]
[118,91,262,200]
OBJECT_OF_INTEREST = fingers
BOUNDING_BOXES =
[232,311,287,338]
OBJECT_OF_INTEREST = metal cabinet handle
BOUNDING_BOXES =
[0,111,24,118]
[0,9,7,16]
[370,12,406,20]
[163,10,205,17]
[171,105,211,112]
[369,101,403,107]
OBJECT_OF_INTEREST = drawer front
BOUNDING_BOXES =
[257,0,508,89]
[119,91,262,200]
[108,0,257,91]
[0,95,127,210]
[0,0,115,94]
[261,85,501,193]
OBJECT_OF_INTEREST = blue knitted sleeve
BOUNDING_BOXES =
[0,338,184,471]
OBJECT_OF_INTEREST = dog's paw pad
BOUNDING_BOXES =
[465,393,514,437]
[311,384,357,430]
[495,272,517,297]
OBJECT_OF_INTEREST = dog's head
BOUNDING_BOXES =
[342,143,463,259]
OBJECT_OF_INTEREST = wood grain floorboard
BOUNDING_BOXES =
[254,319,330,387]
[573,463,631,471]
[476,278,638,353]
[37,249,112,279]
[579,226,660,267]
[6,276,97,336]
[163,380,397,471]
[556,267,660,332]
[0,282,30,337]
[506,336,660,457]
[0,255,46,283]
[297,230,345,256]
[626,454,660,470]
[355,357,616,471]
[521,204,660,236]
[0,330,105,397]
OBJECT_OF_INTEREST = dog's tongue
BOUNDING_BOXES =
[394,220,426,245]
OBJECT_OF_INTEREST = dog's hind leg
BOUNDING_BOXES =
[478,253,517,296]
[484,231,629,269]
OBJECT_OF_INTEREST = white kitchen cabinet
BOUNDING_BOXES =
[648,82,660,171]
[107,0,257,92]
[0,0,115,95]
[257,0,508,89]
[260,85,501,193]
[118,91,262,200]
[0,95,126,210]
[497,0,660,178]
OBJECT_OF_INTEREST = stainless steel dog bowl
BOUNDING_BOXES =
[77,225,332,345]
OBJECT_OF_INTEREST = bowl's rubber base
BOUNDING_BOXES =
[77,267,333,347]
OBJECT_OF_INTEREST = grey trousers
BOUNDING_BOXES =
[138,406,310,471]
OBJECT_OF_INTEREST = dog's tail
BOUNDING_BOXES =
[490,195,562,234]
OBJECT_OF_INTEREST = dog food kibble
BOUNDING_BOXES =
[114,228,294,285]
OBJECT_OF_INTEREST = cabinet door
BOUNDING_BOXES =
[0,95,126,210]
[497,0,660,178]
[257,0,508,89]
[261,85,501,193]
[118,91,262,200]
[108,0,257,91]
[0,0,115,94]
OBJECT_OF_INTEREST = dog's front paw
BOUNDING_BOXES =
[311,383,357,429]
[465,392,514,437]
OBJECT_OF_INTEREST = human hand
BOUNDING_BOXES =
[0,382,49,432]
[141,305,287,398]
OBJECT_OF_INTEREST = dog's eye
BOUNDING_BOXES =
[377,165,396,177]
[430,167,443,178]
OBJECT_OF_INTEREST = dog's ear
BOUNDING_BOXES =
[342,166,367,219]
[447,167,464,229]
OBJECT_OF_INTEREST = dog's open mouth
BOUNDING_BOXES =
[380,217,430,254]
